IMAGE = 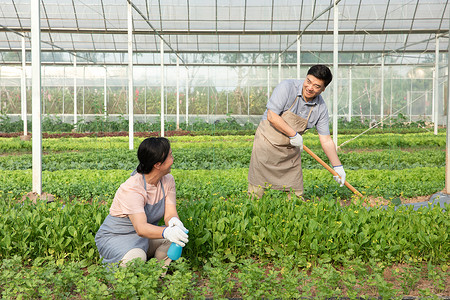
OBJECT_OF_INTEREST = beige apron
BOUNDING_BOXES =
[248,96,314,192]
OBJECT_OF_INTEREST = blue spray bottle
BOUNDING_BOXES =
[167,229,189,260]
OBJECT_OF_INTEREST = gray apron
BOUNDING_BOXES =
[248,96,314,192]
[95,173,166,264]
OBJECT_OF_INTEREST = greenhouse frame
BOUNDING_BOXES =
[0,0,449,192]
[1,2,450,297]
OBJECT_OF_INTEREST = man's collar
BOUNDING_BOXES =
[299,94,318,106]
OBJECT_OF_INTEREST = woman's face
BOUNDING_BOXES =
[159,148,174,174]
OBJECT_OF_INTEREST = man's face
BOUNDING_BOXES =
[302,75,326,102]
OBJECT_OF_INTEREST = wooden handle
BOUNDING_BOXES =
[303,145,363,198]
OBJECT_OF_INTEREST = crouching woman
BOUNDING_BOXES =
[95,137,188,267]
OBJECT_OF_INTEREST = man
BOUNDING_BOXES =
[248,64,346,198]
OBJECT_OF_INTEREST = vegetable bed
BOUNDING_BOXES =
[0,132,448,298]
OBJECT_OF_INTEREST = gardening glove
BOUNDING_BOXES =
[168,217,188,233]
[162,226,189,247]
[289,133,303,151]
[333,165,346,187]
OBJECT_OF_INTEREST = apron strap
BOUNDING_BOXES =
[287,96,316,121]
[142,173,147,190]
[306,105,315,121]
[287,95,300,112]
[160,180,166,199]
[141,173,165,201]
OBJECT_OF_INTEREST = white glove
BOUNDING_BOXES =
[168,217,188,233]
[289,133,303,150]
[333,165,346,187]
[162,226,189,247]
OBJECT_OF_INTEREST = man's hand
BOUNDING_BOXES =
[333,165,346,187]
[289,133,303,150]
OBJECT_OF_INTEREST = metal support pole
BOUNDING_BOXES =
[433,68,436,125]
[434,35,440,135]
[62,67,65,122]
[104,67,107,119]
[82,66,85,116]
[185,69,189,125]
[278,54,281,82]
[226,92,229,114]
[73,55,77,127]
[21,34,27,135]
[445,22,450,193]
[296,36,301,79]
[0,67,2,113]
[160,38,165,136]
[31,0,42,195]
[409,76,412,122]
[207,84,210,123]
[176,56,180,130]
[267,66,270,102]
[128,2,134,149]
[406,90,410,121]
[0,67,2,114]
[247,81,250,121]
[144,86,147,122]
[381,54,384,127]
[42,67,45,115]
[390,76,393,124]
[332,0,339,147]
[348,67,352,122]
[369,80,372,122]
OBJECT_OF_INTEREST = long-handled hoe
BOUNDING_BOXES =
[303,145,363,198]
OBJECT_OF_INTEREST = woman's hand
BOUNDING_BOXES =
[168,217,188,232]
[162,226,189,247]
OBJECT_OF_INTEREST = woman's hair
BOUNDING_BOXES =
[136,137,171,174]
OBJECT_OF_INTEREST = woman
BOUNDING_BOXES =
[95,137,188,267]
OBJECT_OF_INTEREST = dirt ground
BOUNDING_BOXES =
[336,192,441,208]
[362,194,433,207]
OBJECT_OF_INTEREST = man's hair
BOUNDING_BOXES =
[307,65,333,87]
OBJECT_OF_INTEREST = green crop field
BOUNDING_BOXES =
[0,131,448,298]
